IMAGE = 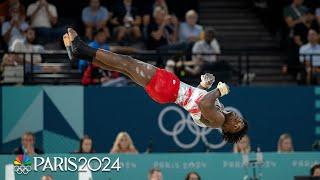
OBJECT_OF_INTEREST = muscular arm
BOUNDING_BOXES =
[198,89,225,128]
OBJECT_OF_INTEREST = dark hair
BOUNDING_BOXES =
[204,26,216,36]
[185,172,201,180]
[311,164,320,176]
[78,135,94,153]
[93,28,105,38]
[222,117,248,144]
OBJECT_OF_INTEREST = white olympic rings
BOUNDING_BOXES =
[158,106,229,149]
[14,165,32,175]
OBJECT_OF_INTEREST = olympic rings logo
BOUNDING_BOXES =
[14,165,32,175]
[158,106,243,149]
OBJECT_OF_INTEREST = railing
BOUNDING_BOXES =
[0,50,300,85]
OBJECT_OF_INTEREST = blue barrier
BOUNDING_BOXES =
[1,86,319,153]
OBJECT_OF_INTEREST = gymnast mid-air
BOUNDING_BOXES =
[63,28,248,143]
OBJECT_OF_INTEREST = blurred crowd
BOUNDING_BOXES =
[283,0,320,85]
[12,131,320,179]
[0,0,229,85]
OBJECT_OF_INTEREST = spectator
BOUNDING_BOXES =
[148,168,163,180]
[0,0,25,25]
[81,64,123,86]
[26,0,64,44]
[147,6,178,50]
[185,172,201,180]
[153,0,169,14]
[41,175,53,180]
[82,0,110,40]
[1,8,29,48]
[233,135,251,154]
[139,0,154,39]
[311,164,320,177]
[182,27,220,76]
[0,53,23,84]
[165,59,175,73]
[10,28,44,65]
[293,10,319,47]
[283,0,308,30]
[111,0,141,42]
[179,10,203,43]
[75,135,95,153]
[277,133,294,153]
[78,29,110,72]
[110,131,138,154]
[299,29,320,84]
[12,132,44,155]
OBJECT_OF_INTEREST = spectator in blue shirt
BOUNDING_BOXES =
[82,0,110,40]
[179,10,203,43]
[78,28,109,72]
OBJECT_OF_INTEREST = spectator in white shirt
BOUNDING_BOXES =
[26,0,64,44]
[180,27,220,76]
[1,10,29,48]
[299,29,320,84]
[10,28,44,64]
[9,28,59,74]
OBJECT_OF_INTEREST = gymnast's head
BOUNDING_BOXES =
[221,110,248,144]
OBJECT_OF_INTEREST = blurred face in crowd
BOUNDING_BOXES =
[22,134,35,149]
[119,134,130,150]
[95,31,107,44]
[204,30,215,44]
[187,173,200,180]
[280,137,293,152]
[186,11,198,26]
[308,29,318,44]
[313,167,320,176]
[149,171,163,180]
[25,29,36,43]
[123,0,132,6]
[90,0,100,10]
[154,7,166,24]
[237,135,249,151]
[293,0,304,6]
[305,12,314,23]
[81,138,92,153]
[41,175,53,180]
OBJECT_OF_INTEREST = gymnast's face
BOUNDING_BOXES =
[222,111,244,133]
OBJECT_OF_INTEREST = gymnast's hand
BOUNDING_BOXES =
[217,82,230,97]
[200,73,215,89]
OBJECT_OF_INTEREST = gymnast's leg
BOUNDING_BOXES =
[64,28,156,87]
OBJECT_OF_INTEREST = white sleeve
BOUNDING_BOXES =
[192,42,202,60]
[211,39,221,54]
[49,4,58,17]
[10,40,23,52]
[26,4,34,17]
[299,46,307,63]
